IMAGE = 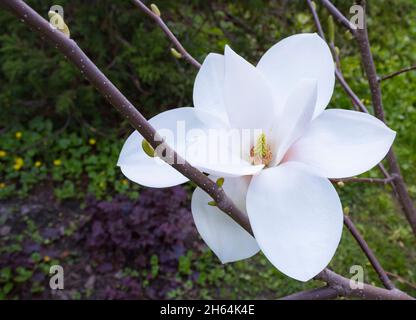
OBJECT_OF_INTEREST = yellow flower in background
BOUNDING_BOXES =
[15,131,22,139]
[122,179,129,186]
[13,157,24,171]
[43,255,51,262]
[89,138,96,145]
[53,159,62,166]
[0,183,5,189]
[0,150,7,158]
[34,161,42,168]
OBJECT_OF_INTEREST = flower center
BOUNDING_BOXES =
[250,132,272,166]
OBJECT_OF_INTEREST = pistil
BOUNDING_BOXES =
[250,132,272,166]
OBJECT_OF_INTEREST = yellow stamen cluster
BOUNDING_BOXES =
[250,133,272,166]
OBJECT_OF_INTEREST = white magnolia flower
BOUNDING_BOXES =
[118,33,395,281]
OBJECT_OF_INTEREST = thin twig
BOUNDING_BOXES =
[332,175,397,185]
[379,65,416,82]
[343,215,395,290]
[386,271,416,290]
[306,0,325,38]
[131,0,201,69]
[319,0,355,34]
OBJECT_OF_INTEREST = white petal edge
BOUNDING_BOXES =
[224,45,278,132]
[284,109,396,179]
[246,162,343,281]
[257,33,335,118]
[193,53,230,128]
[191,176,259,263]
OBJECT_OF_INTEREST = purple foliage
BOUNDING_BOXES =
[81,186,201,298]
[0,185,201,299]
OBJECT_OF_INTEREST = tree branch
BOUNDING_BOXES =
[280,286,339,300]
[332,175,397,185]
[355,0,416,235]
[131,0,201,69]
[281,269,413,300]
[354,1,384,121]
[314,269,413,300]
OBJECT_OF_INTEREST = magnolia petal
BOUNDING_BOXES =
[257,33,335,118]
[193,53,230,128]
[117,131,188,188]
[185,126,265,177]
[271,79,317,165]
[224,45,277,132]
[285,109,396,179]
[117,107,206,188]
[246,162,343,281]
[191,176,259,263]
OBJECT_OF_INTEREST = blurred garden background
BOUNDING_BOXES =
[0,0,415,299]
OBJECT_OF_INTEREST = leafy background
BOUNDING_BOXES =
[0,0,415,299]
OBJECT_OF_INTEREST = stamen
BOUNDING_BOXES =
[250,132,272,166]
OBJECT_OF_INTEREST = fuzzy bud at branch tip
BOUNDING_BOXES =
[150,4,161,17]
[170,48,182,59]
[310,1,317,10]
